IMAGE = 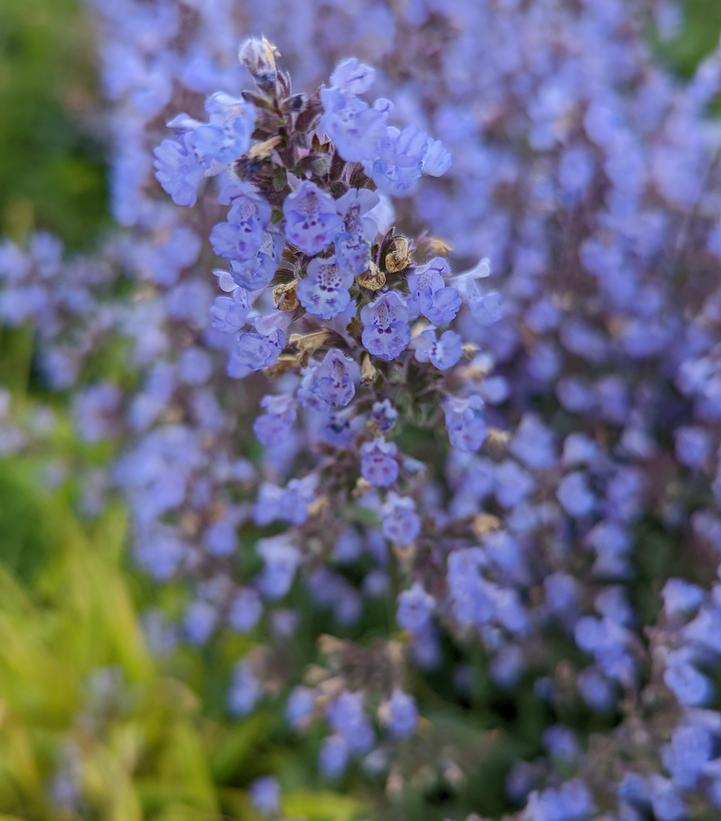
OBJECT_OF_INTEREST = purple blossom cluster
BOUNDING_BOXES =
[2,0,721,816]
[150,47,507,782]
[0,232,116,389]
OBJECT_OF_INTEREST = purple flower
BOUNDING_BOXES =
[407,257,460,325]
[368,125,429,195]
[664,661,712,707]
[662,723,713,789]
[297,256,353,319]
[203,92,256,164]
[557,472,595,517]
[526,780,594,821]
[329,58,376,94]
[256,536,300,600]
[229,588,262,633]
[512,414,556,470]
[335,232,372,278]
[381,689,418,738]
[413,328,463,370]
[334,188,379,276]
[320,87,387,163]
[283,180,341,256]
[543,726,579,762]
[360,437,399,487]
[249,777,280,816]
[210,189,270,262]
[255,475,317,527]
[675,426,712,468]
[205,515,237,557]
[360,291,410,361]
[210,288,250,334]
[178,347,211,385]
[73,383,121,443]
[286,686,315,729]
[228,332,277,376]
[468,288,503,325]
[184,600,216,645]
[382,493,421,545]
[577,668,614,711]
[133,527,184,580]
[153,138,205,207]
[649,776,687,821]
[491,645,525,687]
[447,549,494,627]
[157,95,255,206]
[423,285,461,326]
[421,138,452,177]
[229,661,261,715]
[326,691,374,752]
[544,573,581,617]
[444,395,487,452]
[397,582,434,632]
[662,579,704,619]
[227,311,289,376]
[182,122,226,173]
[229,230,283,291]
[303,348,360,408]
[311,408,362,448]
[371,399,398,432]
[253,394,297,446]
[319,734,350,779]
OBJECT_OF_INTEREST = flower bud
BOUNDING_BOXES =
[238,37,279,90]
[361,353,378,385]
[281,93,308,114]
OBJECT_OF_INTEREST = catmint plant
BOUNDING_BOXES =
[155,36,504,778]
[2,0,721,815]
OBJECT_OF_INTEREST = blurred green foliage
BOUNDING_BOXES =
[0,0,108,249]
[659,0,721,76]
[0,460,53,584]
[0,461,368,820]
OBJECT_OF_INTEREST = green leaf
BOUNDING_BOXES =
[282,790,366,821]
[208,714,272,783]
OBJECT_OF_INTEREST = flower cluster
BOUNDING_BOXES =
[152,40,513,772]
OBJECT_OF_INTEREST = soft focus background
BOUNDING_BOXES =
[1,1,721,819]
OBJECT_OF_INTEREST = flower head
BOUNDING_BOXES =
[444,395,487,452]
[302,348,360,408]
[360,437,399,487]
[297,256,353,319]
[360,291,410,361]
[283,180,341,256]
